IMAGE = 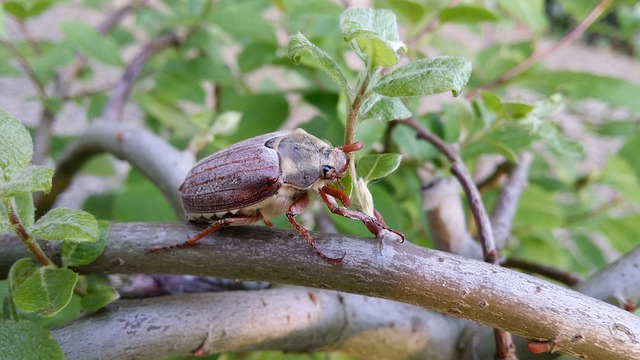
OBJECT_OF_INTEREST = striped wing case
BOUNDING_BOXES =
[179,131,290,215]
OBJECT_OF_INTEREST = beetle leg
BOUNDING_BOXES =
[319,189,405,242]
[150,215,262,252]
[338,141,364,153]
[286,194,345,263]
[321,185,351,207]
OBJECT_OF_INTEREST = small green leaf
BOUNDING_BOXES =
[8,258,39,292]
[30,208,99,243]
[359,94,412,122]
[3,0,53,21]
[62,221,110,268]
[518,70,640,113]
[515,186,562,230]
[12,266,78,317]
[60,21,123,66]
[339,8,405,67]
[439,5,499,24]
[80,275,119,311]
[0,108,33,178]
[0,321,64,360]
[357,154,403,182]
[0,165,53,197]
[481,91,503,113]
[503,102,534,119]
[288,33,351,97]
[13,192,35,229]
[498,0,548,34]
[601,157,640,203]
[373,56,472,97]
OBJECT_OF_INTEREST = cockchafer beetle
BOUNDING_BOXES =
[161,128,404,262]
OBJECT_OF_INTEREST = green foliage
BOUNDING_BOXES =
[0,320,64,360]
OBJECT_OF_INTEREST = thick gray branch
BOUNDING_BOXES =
[25,222,640,359]
[52,286,469,360]
[574,245,640,309]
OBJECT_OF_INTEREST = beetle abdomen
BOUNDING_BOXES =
[180,133,286,215]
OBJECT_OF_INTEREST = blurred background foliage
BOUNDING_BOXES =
[1,0,639,358]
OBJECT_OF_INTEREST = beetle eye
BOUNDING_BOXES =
[321,165,334,179]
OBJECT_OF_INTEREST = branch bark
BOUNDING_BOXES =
[3,223,639,359]
[51,286,470,360]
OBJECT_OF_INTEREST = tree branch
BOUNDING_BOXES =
[3,222,638,359]
[574,246,640,311]
[35,121,194,218]
[51,286,471,360]
[400,118,498,263]
[102,32,181,121]
[490,152,533,250]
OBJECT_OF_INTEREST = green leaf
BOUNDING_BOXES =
[439,5,499,24]
[373,56,472,97]
[30,208,99,243]
[0,108,33,179]
[517,70,640,113]
[12,265,78,317]
[0,321,64,360]
[238,41,278,73]
[13,191,35,229]
[8,258,39,292]
[339,8,405,67]
[594,120,640,137]
[3,0,53,21]
[0,165,53,197]
[601,156,640,203]
[480,91,503,114]
[357,154,403,182]
[60,21,123,66]
[62,221,110,268]
[112,170,177,222]
[600,214,640,253]
[288,33,351,97]
[80,275,119,311]
[359,94,412,122]
[209,1,276,43]
[376,0,426,25]
[498,0,548,34]
[515,185,562,230]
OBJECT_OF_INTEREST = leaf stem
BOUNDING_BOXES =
[6,199,55,267]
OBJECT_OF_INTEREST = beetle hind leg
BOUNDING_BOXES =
[286,194,345,263]
[149,215,262,253]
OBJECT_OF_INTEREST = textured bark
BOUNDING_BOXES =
[4,222,632,359]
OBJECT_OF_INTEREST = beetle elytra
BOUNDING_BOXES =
[162,128,404,262]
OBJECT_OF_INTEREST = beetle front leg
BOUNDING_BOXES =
[286,194,345,263]
[319,186,405,242]
[150,215,262,252]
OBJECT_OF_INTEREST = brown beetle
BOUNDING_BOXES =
[166,128,404,262]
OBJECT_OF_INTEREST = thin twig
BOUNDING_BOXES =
[412,0,463,44]
[102,32,181,121]
[399,117,517,359]
[400,118,496,261]
[7,200,54,267]
[502,257,582,286]
[483,0,613,90]
[490,153,532,250]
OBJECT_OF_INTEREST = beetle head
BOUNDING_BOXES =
[319,147,350,181]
